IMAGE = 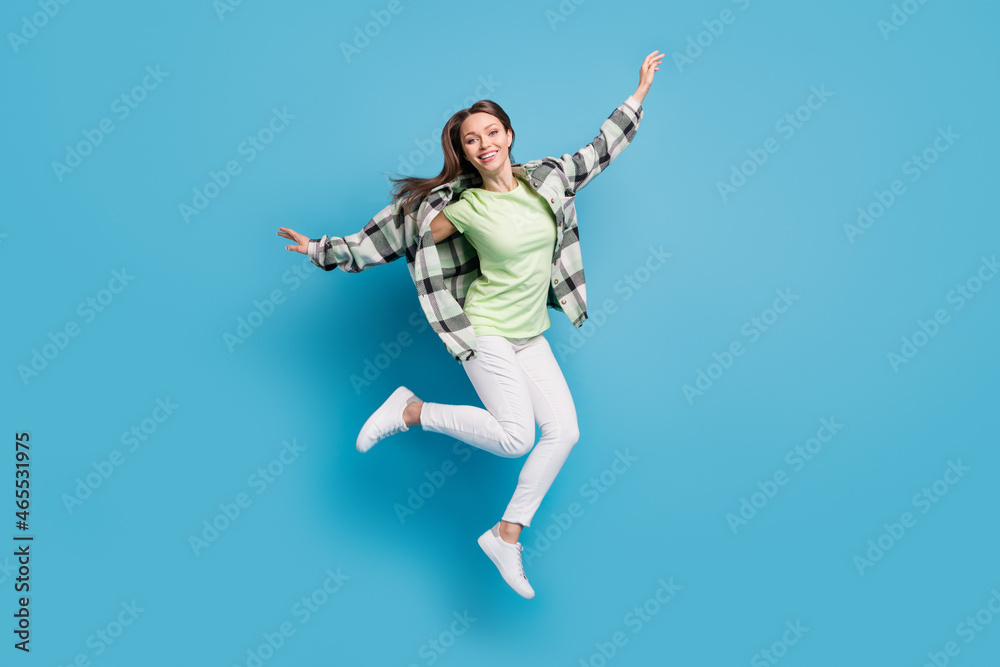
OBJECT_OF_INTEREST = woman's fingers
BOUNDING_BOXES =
[277,227,306,243]
[642,52,663,74]
[277,227,308,253]
[640,51,664,86]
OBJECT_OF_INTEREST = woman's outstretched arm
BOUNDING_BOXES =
[277,200,409,273]
[556,49,663,195]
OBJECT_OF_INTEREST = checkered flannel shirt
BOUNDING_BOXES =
[307,95,644,363]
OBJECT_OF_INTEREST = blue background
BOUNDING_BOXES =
[2,0,998,665]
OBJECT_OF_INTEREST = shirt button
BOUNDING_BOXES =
[560,299,567,304]
[550,197,555,203]
[554,278,559,284]
[533,181,539,186]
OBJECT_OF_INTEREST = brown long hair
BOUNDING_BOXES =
[386,100,516,216]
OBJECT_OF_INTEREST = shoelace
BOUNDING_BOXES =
[514,543,527,580]
[380,415,409,441]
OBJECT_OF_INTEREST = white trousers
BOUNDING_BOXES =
[419,333,580,528]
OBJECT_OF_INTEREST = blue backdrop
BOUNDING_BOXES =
[2,1,998,665]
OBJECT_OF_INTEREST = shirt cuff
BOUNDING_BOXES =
[624,94,642,114]
[307,239,322,267]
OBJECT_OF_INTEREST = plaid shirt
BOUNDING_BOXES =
[307,95,644,363]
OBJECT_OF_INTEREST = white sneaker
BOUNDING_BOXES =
[356,386,420,453]
[477,522,535,599]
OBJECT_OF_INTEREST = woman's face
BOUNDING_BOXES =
[459,112,512,174]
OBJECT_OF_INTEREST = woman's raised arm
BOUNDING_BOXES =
[555,50,663,195]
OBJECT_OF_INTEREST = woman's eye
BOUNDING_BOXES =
[490,130,497,135]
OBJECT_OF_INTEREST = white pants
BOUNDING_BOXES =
[419,333,580,528]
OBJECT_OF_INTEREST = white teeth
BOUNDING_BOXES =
[480,151,496,160]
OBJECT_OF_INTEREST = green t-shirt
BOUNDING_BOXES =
[442,173,558,339]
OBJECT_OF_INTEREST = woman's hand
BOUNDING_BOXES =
[277,227,309,255]
[633,50,664,106]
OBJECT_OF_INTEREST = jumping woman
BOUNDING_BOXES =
[277,50,663,598]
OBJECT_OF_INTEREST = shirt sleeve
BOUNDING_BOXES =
[623,94,642,115]
[307,200,408,273]
[553,96,644,196]
[442,201,469,234]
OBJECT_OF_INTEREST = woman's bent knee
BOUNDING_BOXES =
[498,422,535,458]
[548,421,579,449]
[565,424,580,448]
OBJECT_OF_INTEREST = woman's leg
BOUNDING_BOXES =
[417,335,537,459]
[500,334,580,531]
[416,333,578,599]
[417,334,579,535]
